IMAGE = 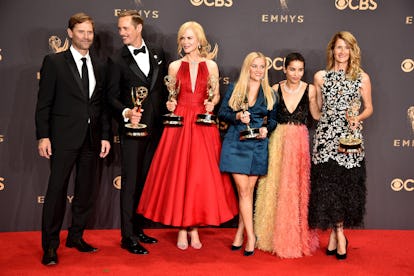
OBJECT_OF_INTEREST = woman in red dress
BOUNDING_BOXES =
[137,21,238,250]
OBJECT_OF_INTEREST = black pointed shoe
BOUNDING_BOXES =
[121,237,149,254]
[66,238,98,253]
[137,232,158,244]
[42,248,58,266]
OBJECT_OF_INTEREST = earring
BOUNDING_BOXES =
[198,45,202,50]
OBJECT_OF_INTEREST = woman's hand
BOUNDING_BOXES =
[204,99,215,113]
[237,111,251,124]
[166,99,177,112]
[258,127,268,139]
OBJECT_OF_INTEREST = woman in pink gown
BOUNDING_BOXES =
[137,21,238,250]
[254,53,320,258]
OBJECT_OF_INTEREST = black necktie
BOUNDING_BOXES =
[134,46,146,55]
[81,57,89,96]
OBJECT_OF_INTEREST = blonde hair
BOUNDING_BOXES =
[228,52,275,111]
[177,21,218,60]
[326,31,363,80]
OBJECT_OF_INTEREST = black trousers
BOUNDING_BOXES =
[119,134,158,239]
[41,129,99,250]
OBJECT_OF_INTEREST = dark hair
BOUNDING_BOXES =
[68,12,94,31]
[284,52,305,69]
[118,10,144,27]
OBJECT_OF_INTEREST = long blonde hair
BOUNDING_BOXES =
[326,31,363,80]
[228,52,275,111]
[177,21,218,60]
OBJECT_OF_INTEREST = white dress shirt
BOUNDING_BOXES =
[128,40,150,77]
[70,45,96,98]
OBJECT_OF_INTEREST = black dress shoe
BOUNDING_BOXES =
[137,232,158,244]
[42,248,58,266]
[66,238,98,253]
[121,238,149,254]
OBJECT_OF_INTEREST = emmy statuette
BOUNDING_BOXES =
[162,75,184,126]
[125,86,149,137]
[196,75,218,125]
[239,94,260,140]
[338,98,363,153]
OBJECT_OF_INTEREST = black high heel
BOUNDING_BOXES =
[326,248,337,255]
[231,245,242,251]
[243,235,257,257]
[336,237,348,260]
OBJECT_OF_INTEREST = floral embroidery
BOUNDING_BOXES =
[312,70,364,169]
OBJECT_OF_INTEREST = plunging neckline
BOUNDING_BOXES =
[183,60,201,93]
[281,84,307,114]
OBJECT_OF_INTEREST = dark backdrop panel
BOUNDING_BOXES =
[0,0,413,231]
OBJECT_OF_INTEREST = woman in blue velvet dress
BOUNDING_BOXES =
[219,52,277,256]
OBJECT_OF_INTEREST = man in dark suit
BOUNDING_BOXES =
[106,10,167,255]
[35,13,111,266]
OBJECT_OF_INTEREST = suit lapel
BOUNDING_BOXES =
[121,46,148,84]
[147,46,160,91]
[64,50,88,99]
[90,54,101,100]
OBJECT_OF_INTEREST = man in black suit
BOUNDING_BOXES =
[106,10,167,255]
[35,13,111,265]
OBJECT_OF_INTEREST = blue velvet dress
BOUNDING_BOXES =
[218,83,277,175]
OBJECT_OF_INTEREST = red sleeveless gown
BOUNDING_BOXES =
[137,61,238,227]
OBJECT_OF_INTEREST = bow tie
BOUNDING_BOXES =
[134,46,146,55]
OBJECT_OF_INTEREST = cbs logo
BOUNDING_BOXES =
[0,177,5,191]
[335,0,377,10]
[266,57,285,71]
[113,176,121,190]
[401,59,414,73]
[189,0,233,7]
[391,178,414,192]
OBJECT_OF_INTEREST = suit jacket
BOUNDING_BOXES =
[106,44,167,138]
[35,50,111,150]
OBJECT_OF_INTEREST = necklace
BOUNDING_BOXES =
[284,81,302,94]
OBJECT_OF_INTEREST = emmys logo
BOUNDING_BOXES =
[0,177,5,191]
[262,1,304,23]
[113,176,121,190]
[335,0,377,10]
[408,106,414,134]
[114,9,159,19]
[133,0,143,6]
[406,16,413,24]
[49,36,69,53]
[401,59,414,73]
[393,107,414,147]
[266,56,285,71]
[38,195,74,203]
[0,134,4,143]
[391,178,414,192]
[189,0,233,8]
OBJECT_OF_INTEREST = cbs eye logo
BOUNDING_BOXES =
[113,176,121,190]
[189,0,233,7]
[401,59,414,73]
[335,0,377,10]
[391,178,414,192]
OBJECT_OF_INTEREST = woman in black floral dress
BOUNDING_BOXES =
[308,31,373,260]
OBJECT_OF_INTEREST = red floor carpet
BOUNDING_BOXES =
[0,228,413,275]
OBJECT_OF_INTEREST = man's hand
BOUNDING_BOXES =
[126,107,143,125]
[38,138,52,159]
[100,140,111,158]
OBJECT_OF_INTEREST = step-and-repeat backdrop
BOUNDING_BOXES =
[0,0,413,231]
